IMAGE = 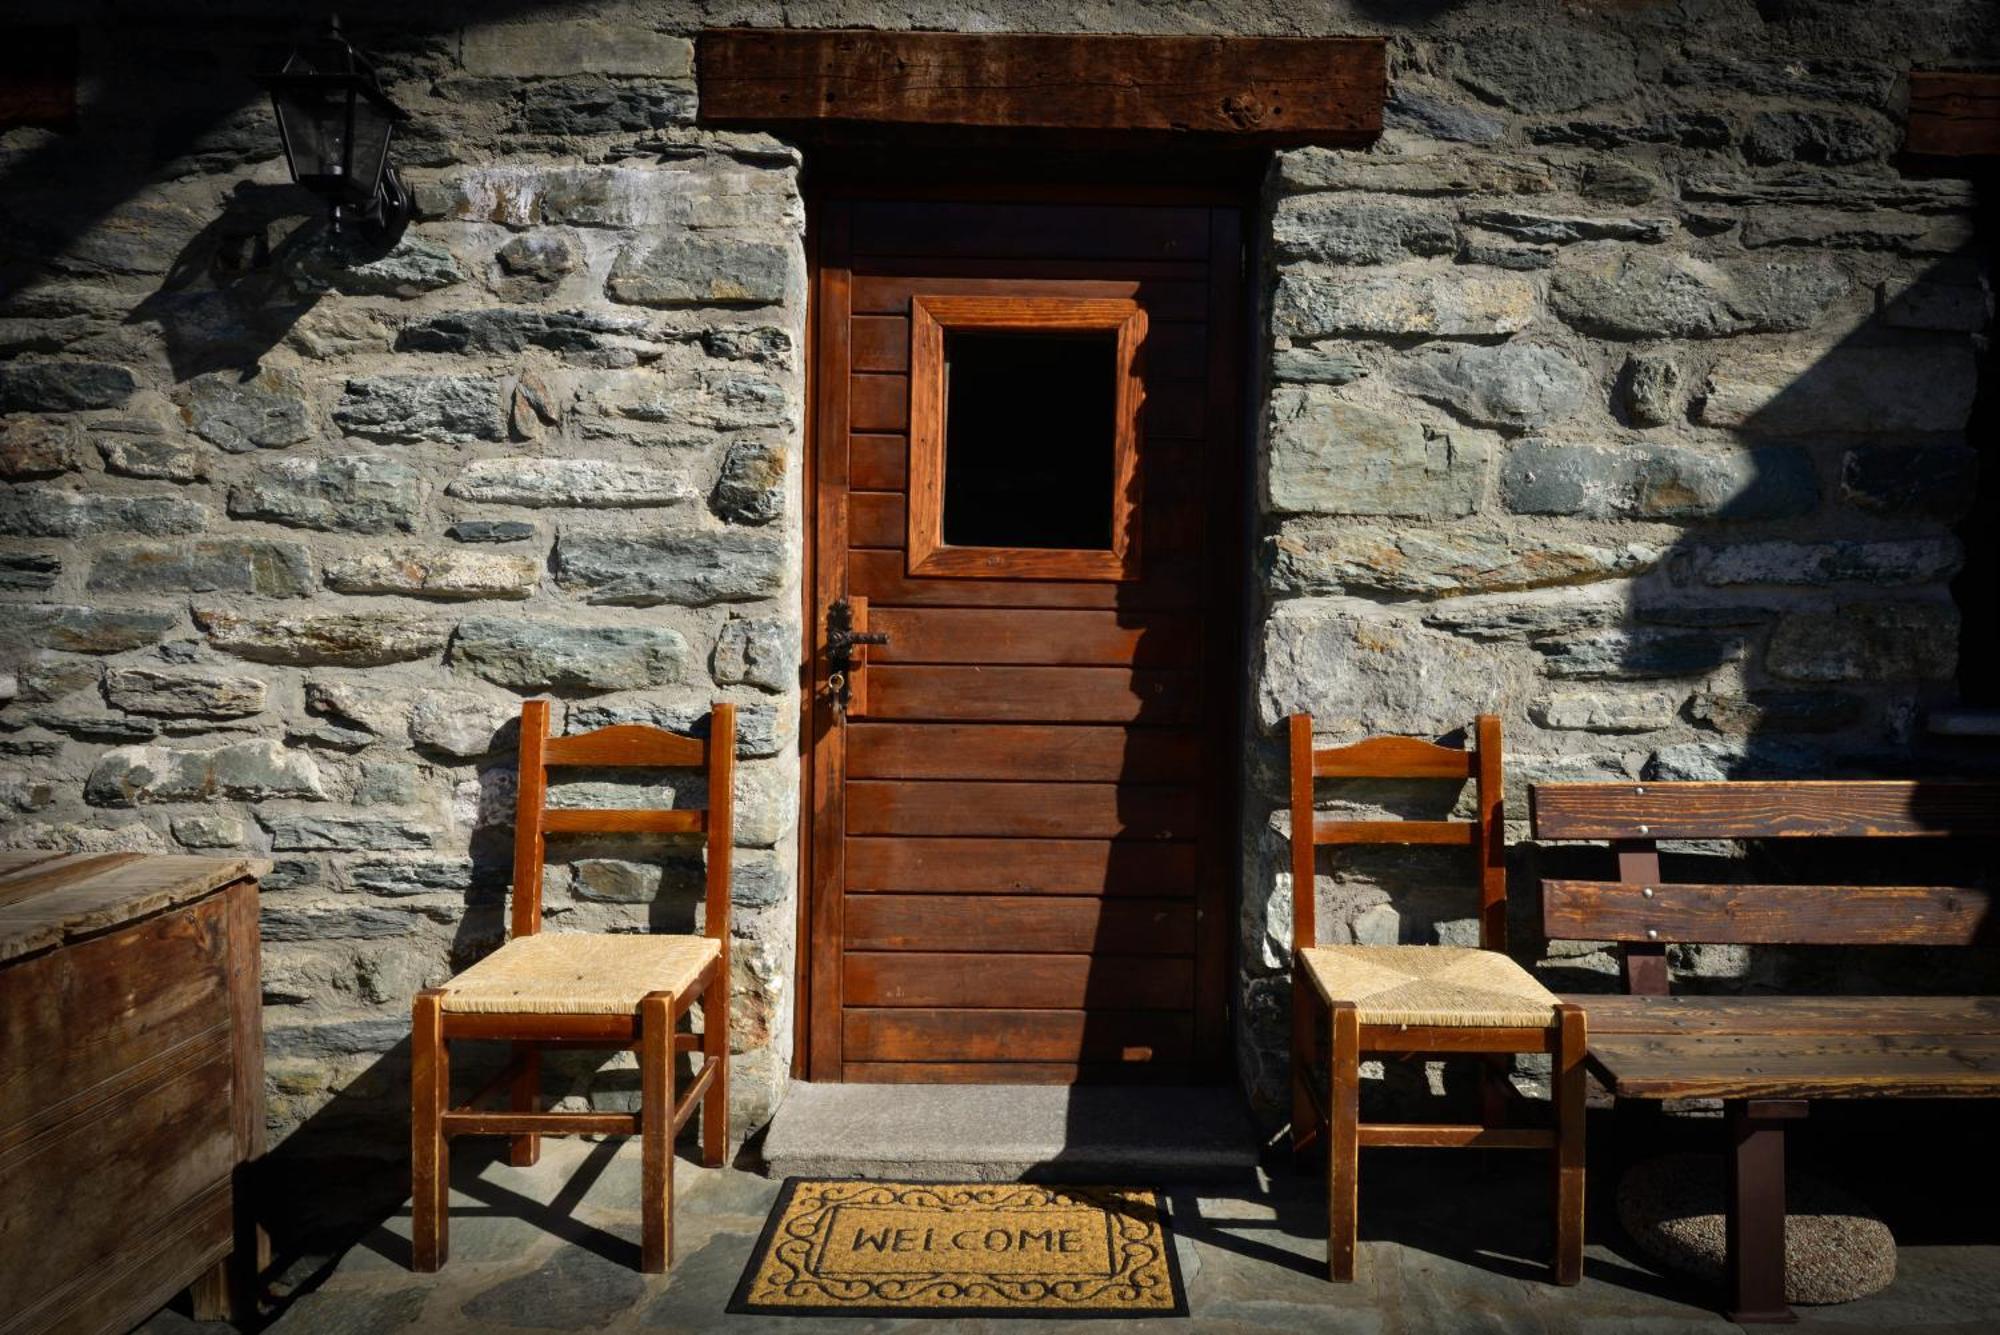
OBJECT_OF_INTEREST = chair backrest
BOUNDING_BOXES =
[1532,779,2000,994]
[1288,713,1505,953]
[509,698,737,943]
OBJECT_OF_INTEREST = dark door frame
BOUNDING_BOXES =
[794,152,1262,1083]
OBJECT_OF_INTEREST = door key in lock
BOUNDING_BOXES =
[826,597,889,715]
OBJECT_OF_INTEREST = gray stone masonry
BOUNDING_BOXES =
[0,1,1992,1167]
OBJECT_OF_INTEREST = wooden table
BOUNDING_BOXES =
[0,852,268,1335]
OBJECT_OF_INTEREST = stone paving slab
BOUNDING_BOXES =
[135,1136,2000,1334]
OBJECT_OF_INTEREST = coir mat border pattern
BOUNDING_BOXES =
[727,1178,1189,1319]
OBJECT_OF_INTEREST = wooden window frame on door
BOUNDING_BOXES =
[906,294,1147,582]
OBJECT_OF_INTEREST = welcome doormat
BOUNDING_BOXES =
[728,1179,1187,1318]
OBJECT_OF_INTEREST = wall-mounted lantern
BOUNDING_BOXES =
[258,17,410,239]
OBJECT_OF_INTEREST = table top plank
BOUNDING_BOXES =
[0,854,269,964]
[1587,1032,2000,1100]
[1571,994,2000,1037]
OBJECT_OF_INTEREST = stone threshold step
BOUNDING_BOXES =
[761,1082,1260,1184]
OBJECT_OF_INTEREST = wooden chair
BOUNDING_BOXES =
[1287,713,1584,1284]
[411,698,735,1273]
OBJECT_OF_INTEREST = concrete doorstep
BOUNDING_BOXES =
[761,1082,1263,1183]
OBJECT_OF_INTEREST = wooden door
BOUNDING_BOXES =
[808,195,1244,1083]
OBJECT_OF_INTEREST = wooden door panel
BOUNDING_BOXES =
[849,549,1204,610]
[850,434,908,490]
[848,780,1201,838]
[811,197,1242,1082]
[852,315,910,372]
[845,952,1194,1009]
[865,666,1198,724]
[845,894,1197,954]
[847,723,1201,782]
[844,1008,1194,1063]
[868,610,1199,667]
[845,836,1199,896]
[848,202,1210,260]
[851,373,908,431]
[851,274,1209,321]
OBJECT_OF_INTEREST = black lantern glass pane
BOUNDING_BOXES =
[346,95,395,199]
[940,331,1118,551]
[273,85,360,198]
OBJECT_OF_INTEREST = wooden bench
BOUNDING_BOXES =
[1531,779,2000,1323]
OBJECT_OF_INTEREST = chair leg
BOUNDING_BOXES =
[1291,969,1320,1160]
[509,1042,541,1168]
[1328,1002,1361,1282]
[701,962,729,1169]
[640,990,676,1274]
[1552,1004,1586,1286]
[411,989,449,1272]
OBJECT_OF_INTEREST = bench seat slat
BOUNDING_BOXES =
[1571,994,2000,1037]
[1544,880,1995,947]
[1587,1033,2000,1101]
[1531,779,2000,840]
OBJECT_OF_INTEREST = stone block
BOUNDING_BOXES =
[1878,277,1989,332]
[1685,689,1863,734]
[1455,24,1639,112]
[0,419,82,477]
[0,552,60,592]
[1501,439,1817,521]
[181,368,313,452]
[496,232,577,282]
[227,454,420,534]
[1269,197,1457,264]
[12,653,98,702]
[354,762,423,806]
[1649,740,1828,781]
[446,457,691,509]
[1537,629,1745,680]
[1266,520,1658,597]
[1579,160,1665,204]
[554,531,788,606]
[712,617,795,693]
[394,308,642,357]
[1384,86,1505,143]
[303,678,406,741]
[449,520,538,544]
[409,691,519,757]
[607,234,793,308]
[1266,386,1485,518]
[86,739,325,807]
[18,605,178,654]
[1276,149,1557,197]
[453,618,691,691]
[322,546,539,600]
[1620,352,1687,426]
[461,21,691,78]
[1550,251,1847,339]
[1765,602,1957,683]
[0,361,136,412]
[1529,112,1731,149]
[98,436,208,482]
[1840,445,1978,520]
[516,77,695,135]
[259,811,442,851]
[1272,267,1537,339]
[86,538,314,597]
[105,666,267,718]
[1420,588,1625,641]
[1681,538,1960,587]
[171,813,246,848]
[194,606,449,667]
[569,699,788,759]
[1665,52,1896,107]
[1270,344,1365,385]
[1464,210,1674,244]
[1740,209,1973,253]
[1531,690,1681,733]
[289,234,467,298]
[710,436,788,526]
[1698,345,1978,435]
[1743,109,1894,166]
[1256,603,1506,735]
[1395,341,1593,430]
[334,375,505,443]
[0,489,208,537]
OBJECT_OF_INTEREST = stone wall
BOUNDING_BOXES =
[1241,9,1993,1116]
[0,1,1993,1154]
[0,9,807,1150]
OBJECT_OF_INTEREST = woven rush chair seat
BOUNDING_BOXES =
[439,934,720,1016]
[1299,944,1559,1029]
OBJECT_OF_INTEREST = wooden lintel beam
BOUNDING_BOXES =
[1907,71,2000,157]
[697,29,1385,144]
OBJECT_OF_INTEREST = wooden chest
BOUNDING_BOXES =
[0,853,267,1335]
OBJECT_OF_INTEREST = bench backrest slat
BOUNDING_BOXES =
[1544,880,1997,947]
[1531,780,2000,841]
